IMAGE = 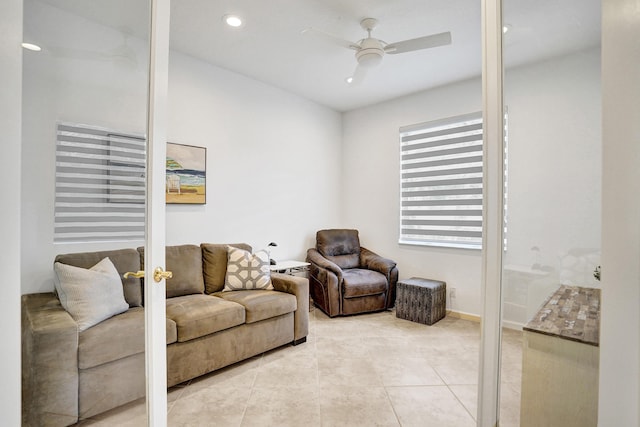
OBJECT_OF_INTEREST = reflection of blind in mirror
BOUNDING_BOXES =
[54,122,146,243]
[399,112,484,250]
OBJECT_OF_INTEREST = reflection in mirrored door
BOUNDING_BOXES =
[21,0,156,424]
[500,1,601,425]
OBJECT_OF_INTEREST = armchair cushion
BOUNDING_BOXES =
[342,269,388,298]
[316,229,361,269]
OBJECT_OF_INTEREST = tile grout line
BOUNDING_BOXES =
[382,385,404,427]
[444,382,478,422]
[238,353,263,427]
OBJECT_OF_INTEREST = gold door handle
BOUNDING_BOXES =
[153,267,173,283]
[123,271,145,279]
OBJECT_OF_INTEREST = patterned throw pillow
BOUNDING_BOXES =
[54,257,129,331]
[223,246,273,291]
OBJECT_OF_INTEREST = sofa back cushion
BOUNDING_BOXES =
[55,248,143,307]
[138,244,205,298]
[201,243,252,294]
[316,229,361,269]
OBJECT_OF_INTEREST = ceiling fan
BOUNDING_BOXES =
[303,17,451,85]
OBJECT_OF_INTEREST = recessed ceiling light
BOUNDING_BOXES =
[21,42,42,52]
[223,14,243,28]
[502,24,512,34]
[345,77,353,84]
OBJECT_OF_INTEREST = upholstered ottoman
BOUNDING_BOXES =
[396,277,446,325]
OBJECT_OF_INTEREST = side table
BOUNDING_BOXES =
[269,260,310,277]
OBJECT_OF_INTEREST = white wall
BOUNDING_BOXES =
[22,0,150,293]
[165,51,342,259]
[21,1,342,294]
[1,0,23,424]
[21,2,601,320]
[342,48,601,317]
[599,0,640,423]
[342,78,484,315]
[502,49,602,325]
[504,49,602,274]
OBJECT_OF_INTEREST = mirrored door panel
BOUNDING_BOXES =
[22,0,153,424]
[500,1,601,425]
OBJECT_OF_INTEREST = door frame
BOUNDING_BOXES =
[145,0,171,425]
[1,0,23,424]
[478,0,504,425]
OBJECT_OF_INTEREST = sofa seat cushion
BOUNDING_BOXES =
[166,295,245,342]
[78,307,178,370]
[214,290,297,324]
[342,269,388,298]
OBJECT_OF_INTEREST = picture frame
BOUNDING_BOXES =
[166,142,206,204]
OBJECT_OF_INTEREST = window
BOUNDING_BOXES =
[54,122,146,243]
[399,112,484,249]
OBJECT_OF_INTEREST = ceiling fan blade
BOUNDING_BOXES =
[347,63,367,86]
[385,31,452,55]
[302,27,360,51]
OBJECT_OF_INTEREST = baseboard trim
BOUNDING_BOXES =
[501,320,524,331]
[446,310,481,323]
[445,310,524,330]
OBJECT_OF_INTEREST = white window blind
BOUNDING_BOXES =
[400,112,484,249]
[55,123,146,243]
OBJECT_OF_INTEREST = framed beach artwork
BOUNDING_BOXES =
[166,142,206,204]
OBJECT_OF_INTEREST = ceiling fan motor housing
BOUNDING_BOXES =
[356,38,384,67]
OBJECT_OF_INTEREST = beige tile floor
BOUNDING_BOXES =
[78,307,523,426]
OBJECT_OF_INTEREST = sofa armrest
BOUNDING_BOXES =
[22,293,79,427]
[271,273,309,343]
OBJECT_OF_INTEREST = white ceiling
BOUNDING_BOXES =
[36,0,601,112]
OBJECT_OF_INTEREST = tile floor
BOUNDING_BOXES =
[78,307,523,426]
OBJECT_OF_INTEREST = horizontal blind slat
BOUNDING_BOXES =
[399,112,484,249]
[55,122,146,243]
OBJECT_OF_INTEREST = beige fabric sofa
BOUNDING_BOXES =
[22,243,309,426]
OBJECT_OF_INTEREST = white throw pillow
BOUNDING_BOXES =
[223,246,273,291]
[54,257,129,331]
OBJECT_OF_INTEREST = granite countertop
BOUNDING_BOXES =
[523,285,600,346]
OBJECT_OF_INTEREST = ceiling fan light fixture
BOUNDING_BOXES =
[356,48,383,68]
[21,42,42,52]
[223,14,243,28]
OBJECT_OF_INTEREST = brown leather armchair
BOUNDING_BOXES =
[306,229,398,317]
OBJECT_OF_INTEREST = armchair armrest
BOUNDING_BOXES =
[22,292,79,426]
[271,273,309,343]
[360,247,397,276]
[306,248,343,281]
